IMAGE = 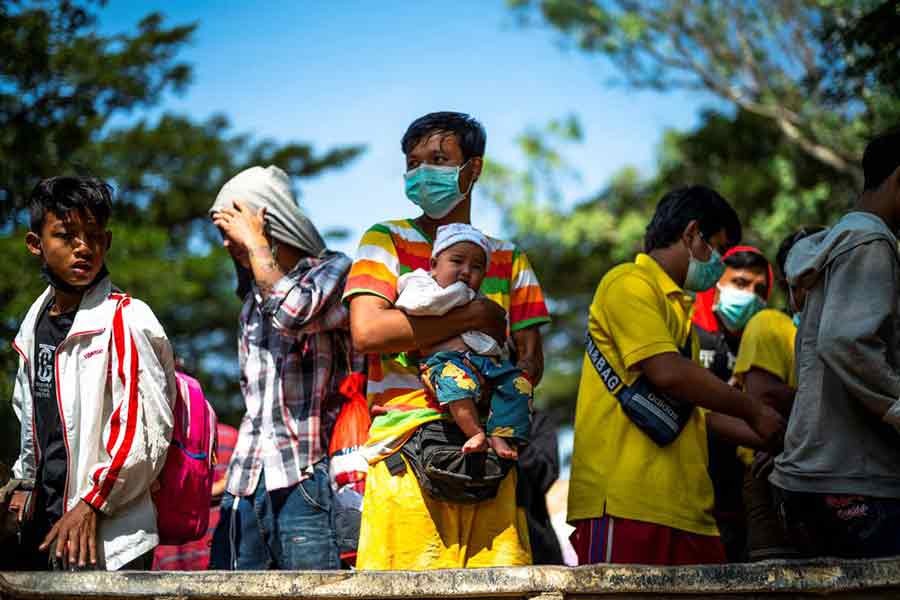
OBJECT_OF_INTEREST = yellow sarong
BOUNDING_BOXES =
[356,453,532,570]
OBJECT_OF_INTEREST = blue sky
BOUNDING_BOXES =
[100,2,719,255]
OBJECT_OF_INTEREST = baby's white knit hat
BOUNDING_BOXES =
[432,223,492,267]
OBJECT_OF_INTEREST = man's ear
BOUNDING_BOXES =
[25,232,42,258]
[682,219,700,246]
[890,164,900,203]
[470,157,484,183]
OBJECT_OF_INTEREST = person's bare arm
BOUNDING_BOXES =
[638,352,785,450]
[706,412,767,449]
[349,294,507,354]
[212,201,284,299]
[744,367,795,417]
[512,327,544,385]
[211,476,228,504]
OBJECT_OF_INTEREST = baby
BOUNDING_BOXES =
[395,223,533,459]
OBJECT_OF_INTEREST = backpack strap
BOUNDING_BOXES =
[173,371,215,464]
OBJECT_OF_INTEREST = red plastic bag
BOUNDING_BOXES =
[329,373,370,453]
[329,372,370,565]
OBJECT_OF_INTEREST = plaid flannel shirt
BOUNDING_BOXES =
[225,251,357,496]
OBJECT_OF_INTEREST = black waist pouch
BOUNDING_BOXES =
[399,420,515,504]
[586,331,694,446]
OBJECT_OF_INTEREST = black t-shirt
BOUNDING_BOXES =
[32,304,75,528]
[696,323,739,382]
[695,322,746,518]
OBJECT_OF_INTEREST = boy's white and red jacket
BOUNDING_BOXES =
[11,277,175,570]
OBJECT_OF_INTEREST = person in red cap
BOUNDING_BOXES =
[692,246,774,562]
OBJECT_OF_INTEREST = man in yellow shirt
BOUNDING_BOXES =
[568,186,785,566]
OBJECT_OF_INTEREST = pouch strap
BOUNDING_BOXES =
[584,330,693,395]
[384,453,406,477]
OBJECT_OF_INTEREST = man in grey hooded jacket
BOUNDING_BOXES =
[771,128,900,558]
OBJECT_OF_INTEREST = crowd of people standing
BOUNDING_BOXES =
[4,111,900,571]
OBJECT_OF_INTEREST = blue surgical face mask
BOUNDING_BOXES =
[714,284,767,332]
[404,161,472,219]
[684,238,725,292]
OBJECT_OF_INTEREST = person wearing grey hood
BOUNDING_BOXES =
[207,165,358,570]
[771,128,900,559]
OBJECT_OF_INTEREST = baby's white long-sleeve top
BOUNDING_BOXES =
[395,268,502,356]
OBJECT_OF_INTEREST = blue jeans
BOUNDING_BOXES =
[209,461,340,570]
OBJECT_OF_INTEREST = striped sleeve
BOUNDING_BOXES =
[82,297,174,514]
[509,247,551,331]
[343,223,401,304]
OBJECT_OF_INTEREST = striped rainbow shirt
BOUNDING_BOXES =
[343,218,550,417]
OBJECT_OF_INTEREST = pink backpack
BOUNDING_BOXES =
[155,371,217,545]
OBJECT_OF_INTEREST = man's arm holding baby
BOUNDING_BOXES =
[350,294,506,354]
[512,327,544,385]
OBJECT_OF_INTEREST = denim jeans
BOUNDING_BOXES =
[209,460,340,570]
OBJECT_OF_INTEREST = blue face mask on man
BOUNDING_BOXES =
[404,161,473,219]
[683,236,725,292]
[714,284,767,332]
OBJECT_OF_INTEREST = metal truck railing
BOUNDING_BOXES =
[3,557,900,600]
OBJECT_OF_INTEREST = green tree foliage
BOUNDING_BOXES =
[821,1,900,100]
[490,0,898,415]
[507,0,900,183]
[0,1,363,465]
[484,108,858,415]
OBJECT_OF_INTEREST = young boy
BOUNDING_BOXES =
[9,176,175,570]
[395,223,532,459]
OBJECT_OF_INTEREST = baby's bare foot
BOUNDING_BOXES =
[462,431,488,454]
[489,436,518,460]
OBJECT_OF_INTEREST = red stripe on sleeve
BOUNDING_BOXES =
[510,300,550,324]
[85,298,140,510]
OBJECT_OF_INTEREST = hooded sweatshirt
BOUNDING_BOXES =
[771,211,900,498]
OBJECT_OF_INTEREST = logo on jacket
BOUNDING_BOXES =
[83,348,104,360]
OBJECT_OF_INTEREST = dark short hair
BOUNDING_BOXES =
[775,226,827,281]
[401,112,487,162]
[724,250,771,295]
[863,127,900,191]
[29,176,113,233]
[724,250,770,273]
[644,185,741,253]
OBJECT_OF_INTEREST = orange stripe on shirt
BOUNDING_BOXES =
[345,274,398,304]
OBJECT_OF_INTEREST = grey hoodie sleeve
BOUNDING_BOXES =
[817,238,900,420]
